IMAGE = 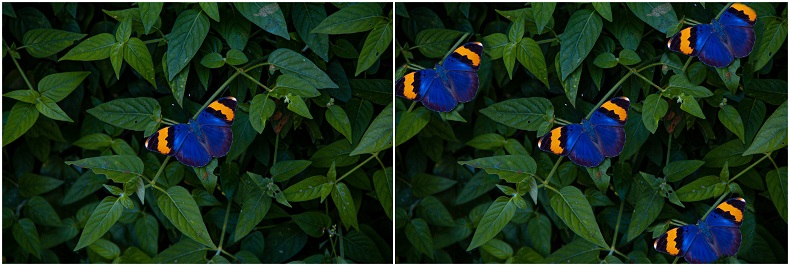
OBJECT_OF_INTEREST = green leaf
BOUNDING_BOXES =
[516,37,550,88]
[268,48,338,89]
[235,179,272,242]
[719,105,746,143]
[150,238,206,263]
[13,218,41,259]
[458,155,536,183]
[115,17,131,42]
[592,2,612,22]
[627,3,678,34]
[292,3,329,61]
[22,28,85,58]
[663,160,705,182]
[676,176,727,202]
[542,238,599,263]
[479,97,553,131]
[260,223,307,263]
[224,49,248,66]
[166,9,209,80]
[350,79,392,105]
[343,230,384,263]
[558,52,582,107]
[249,93,276,134]
[157,186,216,249]
[406,218,434,259]
[309,139,360,168]
[3,102,39,146]
[532,3,555,33]
[35,96,72,122]
[135,214,158,256]
[60,33,115,61]
[194,159,218,193]
[38,71,90,102]
[467,196,516,251]
[665,75,713,98]
[23,196,62,227]
[744,79,788,106]
[356,20,392,75]
[456,173,499,205]
[331,182,358,230]
[373,168,393,220]
[508,17,525,42]
[286,94,312,119]
[138,3,163,34]
[66,155,143,183]
[766,167,788,223]
[416,28,466,58]
[503,42,517,79]
[18,173,64,197]
[350,102,393,156]
[618,49,641,65]
[312,3,383,34]
[292,212,331,238]
[3,89,39,104]
[716,59,741,93]
[124,37,156,87]
[527,214,552,256]
[270,160,312,182]
[215,8,250,51]
[550,186,608,248]
[74,196,123,250]
[559,9,602,80]
[750,16,788,72]
[679,95,705,119]
[586,159,611,192]
[63,172,106,204]
[743,101,787,155]
[283,175,328,202]
[411,173,457,198]
[466,133,506,150]
[110,42,123,79]
[642,93,668,134]
[234,3,289,39]
[89,239,120,260]
[482,238,514,260]
[626,187,663,241]
[86,97,161,133]
[395,107,430,146]
[703,139,753,167]
[417,196,455,227]
[275,74,320,98]
[200,52,224,68]
[483,33,509,59]
[325,105,353,143]
[198,2,219,22]
[594,53,617,69]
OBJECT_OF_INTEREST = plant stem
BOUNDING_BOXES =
[441,32,471,63]
[148,156,171,186]
[273,132,280,165]
[729,152,771,183]
[337,152,378,183]
[4,40,35,90]
[193,71,241,120]
[666,134,672,166]
[586,70,634,119]
[542,158,564,186]
[240,70,272,92]
[217,199,232,252]
[609,199,625,255]
[629,67,662,91]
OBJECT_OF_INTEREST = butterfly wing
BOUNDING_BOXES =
[705,197,746,257]
[442,42,483,103]
[654,225,699,258]
[396,69,458,112]
[173,129,212,167]
[719,3,757,27]
[683,228,721,264]
[567,131,605,167]
[588,97,629,127]
[667,25,712,57]
[199,125,233,157]
[196,97,237,127]
[145,124,212,167]
[538,124,583,157]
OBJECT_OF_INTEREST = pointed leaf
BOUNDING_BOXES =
[157,186,216,249]
[550,186,608,248]
[234,3,289,39]
[467,196,516,251]
[74,196,123,250]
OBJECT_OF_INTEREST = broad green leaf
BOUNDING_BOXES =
[417,196,455,227]
[593,52,617,68]
[766,167,788,223]
[516,37,550,88]
[482,238,514,260]
[292,212,331,238]
[532,3,555,33]
[135,214,158,256]
[467,196,516,251]
[558,52,582,106]
[342,230,384,263]
[415,28,465,58]
[479,97,553,131]
[513,246,545,263]
[406,218,434,259]
[124,37,156,87]
[679,95,705,119]
[356,20,392,75]
[283,175,328,202]
[35,96,72,122]
[350,102,392,156]
[395,107,429,146]
[466,133,506,150]
[508,17,525,42]
[626,187,663,241]
[66,155,143,183]
[527,214,552,256]
[455,173,499,205]
[270,160,312,182]
[249,93,276,134]
[642,93,667,133]
[225,49,247,65]
[665,75,713,98]
[750,16,788,72]
[618,49,641,65]
[38,71,90,102]
[74,196,123,250]
[483,33,509,59]
[138,2,163,34]
[110,42,123,78]
[292,3,329,61]
[157,186,216,249]
[503,42,517,79]
[200,52,224,68]
[3,3,16,18]
[411,173,457,197]
[3,89,39,104]
[627,3,678,34]
[373,168,393,220]
[215,8,250,51]
[18,173,64,197]
[717,59,741,93]
[268,48,338,89]
[542,238,599,263]
[260,224,307,263]
[719,105,746,143]
[150,238,206,263]
[3,102,39,146]
[703,139,753,167]
[325,105,353,143]
[13,218,41,259]
[458,155,536,183]
[274,74,320,98]
[63,172,106,204]
[89,239,120,260]
[743,101,787,155]
[22,28,85,58]
[234,3,289,39]
[286,94,312,119]
[592,2,612,22]
[23,196,62,227]
[60,33,114,61]
[161,54,188,107]
[331,182,358,230]
[309,139,360,168]
[86,97,161,133]
[663,160,705,182]
[312,3,383,34]
[166,9,209,80]
[550,186,608,248]
[198,2,219,22]
[235,182,272,242]
[586,159,611,192]
[115,17,131,42]
[559,9,602,80]
[194,159,218,193]
[676,176,727,202]
[744,79,787,106]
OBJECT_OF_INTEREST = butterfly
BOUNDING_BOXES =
[537,97,630,167]
[145,97,237,167]
[654,197,747,263]
[667,3,756,68]
[395,42,483,112]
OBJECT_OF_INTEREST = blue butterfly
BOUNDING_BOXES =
[395,42,483,112]
[654,198,746,263]
[667,3,756,68]
[145,97,237,167]
[537,97,630,167]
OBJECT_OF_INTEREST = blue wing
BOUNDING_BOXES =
[445,70,478,103]
[395,70,433,102]
[172,126,212,167]
[693,24,735,68]
[591,125,626,157]
[419,70,458,112]
[538,124,584,157]
[196,97,237,127]
[722,25,755,58]
[199,125,233,157]
[683,228,721,264]
[589,97,629,126]
[709,226,742,257]
[718,3,756,27]
[567,132,605,167]
[442,42,482,104]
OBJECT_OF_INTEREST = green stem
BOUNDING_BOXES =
[219,249,237,261]
[337,153,378,183]
[628,66,662,91]
[542,158,564,186]
[4,40,35,90]
[406,101,416,113]
[586,71,634,119]
[666,134,672,166]
[273,132,280,165]
[240,70,272,92]
[681,57,693,73]
[217,199,232,252]
[672,257,680,264]
[149,157,171,186]
[162,117,179,125]
[142,38,163,45]
[193,71,241,120]
[554,117,572,125]
[441,32,471,63]
[612,248,628,260]
[535,38,557,45]
[701,192,730,222]
[636,62,665,73]
[729,152,771,183]
[609,199,625,255]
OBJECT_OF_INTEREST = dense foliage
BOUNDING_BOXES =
[394,2,787,263]
[3,2,393,263]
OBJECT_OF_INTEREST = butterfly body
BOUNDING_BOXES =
[145,97,237,167]
[396,42,483,112]
[654,198,746,264]
[667,3,756,68]
[538,97,630,167]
